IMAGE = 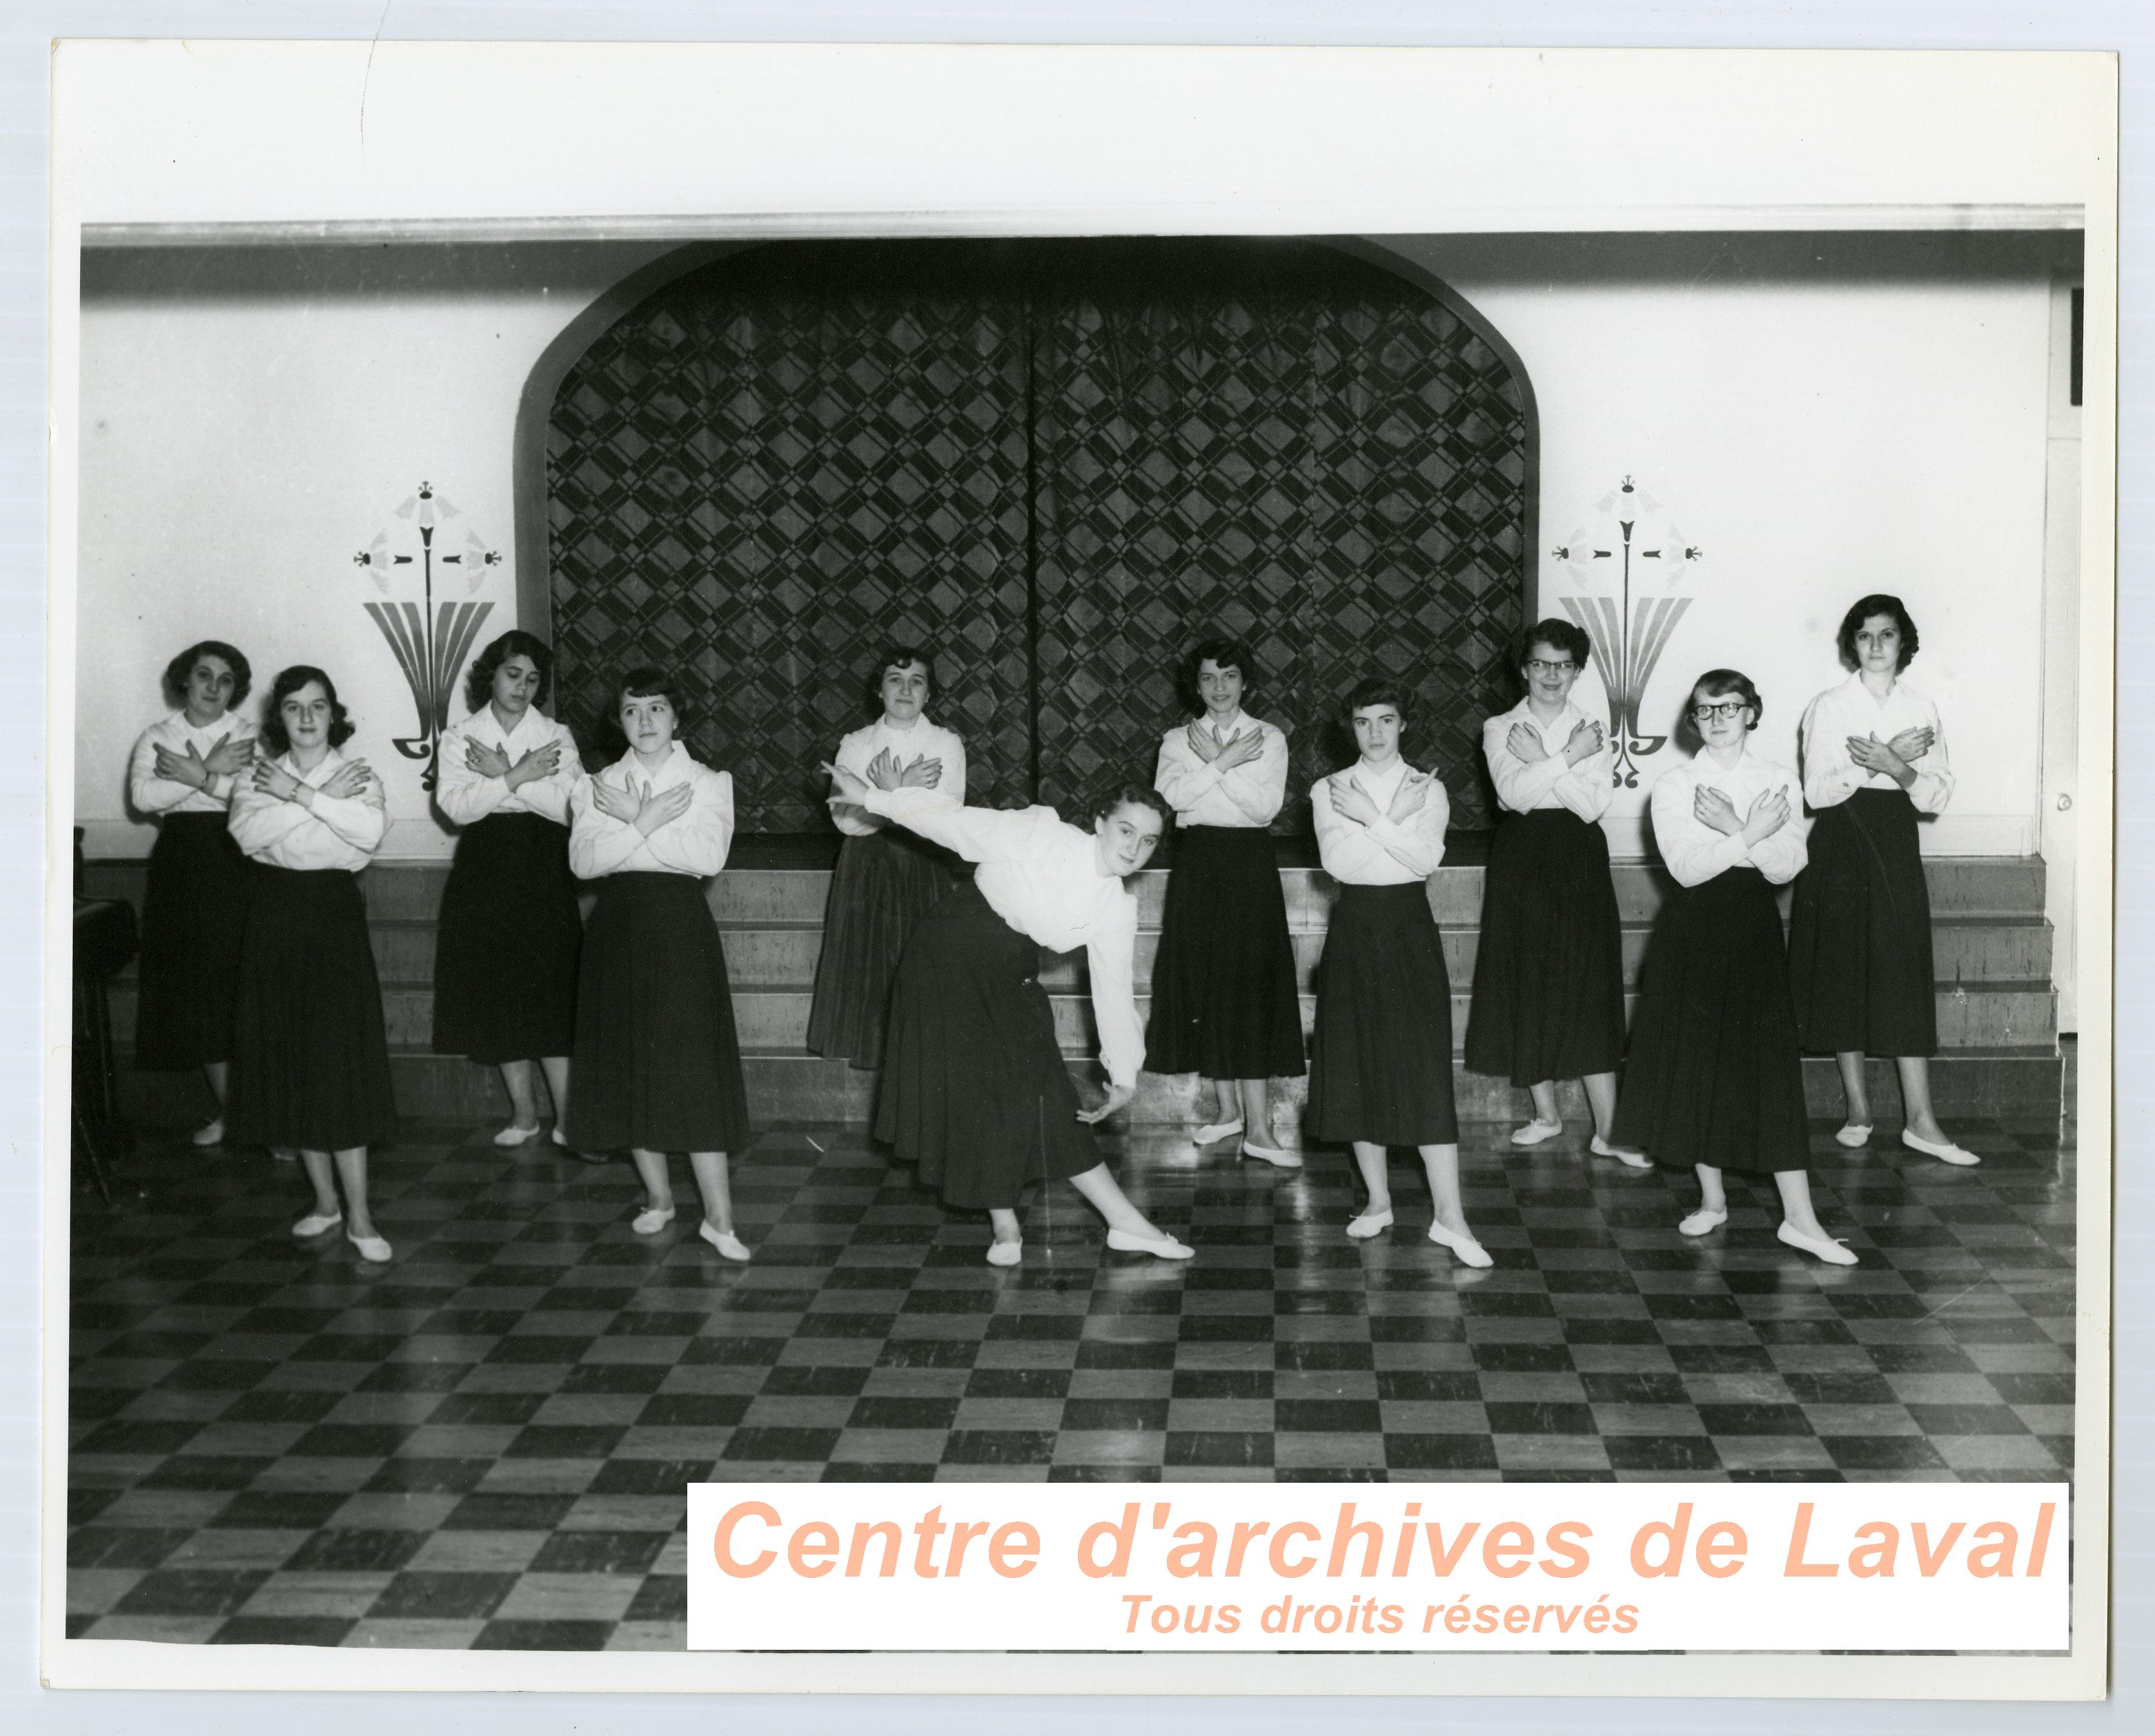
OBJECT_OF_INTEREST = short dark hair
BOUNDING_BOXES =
[863,644,937,714]
[1176,635,1256,716]
[1836,593,1920,671]
[1690,668,1763,731]
[161,640,253,710]
[464,630,555,713]
[1520,617,1591,671]
[1089,783,1172,831]
[613,664,683,717]
[1340,677,1409,728]
[259,665,354,753]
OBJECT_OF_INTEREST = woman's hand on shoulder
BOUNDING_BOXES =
[203,733,254,778]
[1326,774,1379,827]
[318,759,373,801]
[1692,785,1743,837]
[1388,774,1430,820]
[1740,787,1790,845]
[1885,725,1934,764]
[466,738,513,780]
[1183,721,1221,764]
[1506,720,1548,763]
[252,758,302,802]
[1563,718,1604,765]
[590,776,641,823]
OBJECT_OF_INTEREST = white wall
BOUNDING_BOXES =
[74,230,2073,860]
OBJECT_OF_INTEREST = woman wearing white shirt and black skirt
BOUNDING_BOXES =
[807,644,966,1071]
[1787,594,1974,1166]
[821,765,1194,1269]
[226,666,397,1262]
[1148,636,1305,1167]
[1613,669,1855,1265]
[1465,618,1642,1165]
[565,667,753,1259]
[433,631,586,1151]
[1306,679,1488,1268]
[128,639,259,1147]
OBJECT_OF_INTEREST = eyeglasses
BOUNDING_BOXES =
[1525,658,1577,676]
[1691,700,1751,722]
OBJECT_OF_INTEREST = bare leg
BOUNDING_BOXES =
[331,1147,377,1239]
[1067,1162,1170,1239]
[1836,1052,1871,1125]
[540,1056,572,1127]
[685,1151,734,1235]
[1197,1078,1240,1133]
[297,1150,341,1219]
[1896,1056,1948,1143]
[498,1059,542,1132]
[1527,1081,1562,1126]
[1350,1141,1392,1213]
[1583,1072,1622,1141]
[1773,1170,1856,1263]
[987,1207,1021,1248]
[1680,1163,1730,1235]
[1417,1143,1471,1240]
[1235,1078,1272,1140]
[629,1148,673,1214]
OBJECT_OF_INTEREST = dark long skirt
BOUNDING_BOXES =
[1613,867,1809,1176]
[565,872,751,1154]
[1305,882,1459,1147]
[1145,826,1307,1080]
[226,867,397,1150]
[1464,807,1626,1087]
[1787,787,1938,1057]
[134,813,258,1071]
[874,881,1101,1210]
[432,812,582,1064]
[806,828,954,1070]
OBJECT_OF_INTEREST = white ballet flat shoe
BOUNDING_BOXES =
[1105,1227,1196,1261]
[631,1204,678,1236]
[291,1210,343,1239]
[345,1230,393,1264]
[1677,1207,1729,1238]
[1509,1118,1564,1147]
[1901,1129,1980,1167]
[985,1239,1024,1268]
[1777,1222,1860,1266]
[493,1121,542,1147]
[551,1125,572,1148]
[1590,1135,1653,1170]
[1192,1116,1244,1145]
[1239,1137,1303,1170]
[1426,1219,1494,1268]
[1835,1122,1874,1149]
[190,1118,225,1147]
[1346,1207,1394,1240]
[698,1222,751,1262]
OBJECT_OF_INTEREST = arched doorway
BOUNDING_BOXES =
[539,237,1535,834]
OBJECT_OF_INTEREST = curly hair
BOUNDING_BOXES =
[464,629,555,713]
[861,644,937,716]
[1088,782,1173,831]
[1519,617,1591,673]
[161,640,253,710]
[258,665,355,753]
[1175,635,1256,717]
[1836,593,1920,671]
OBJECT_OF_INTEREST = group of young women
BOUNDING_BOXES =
[126,592,1961,1273]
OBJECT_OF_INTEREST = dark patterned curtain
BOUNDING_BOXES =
[548,239,1528,833]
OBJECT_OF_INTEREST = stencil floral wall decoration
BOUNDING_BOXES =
[353,482,500,792]
[1551,477,1704,787]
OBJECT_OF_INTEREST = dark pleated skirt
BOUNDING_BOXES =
[1787,787,1938,1058]
[1306,882,1459,1147]
[805,828,955,1071]
[226,867,397,1150]
[1464,807,1627,1087]
[1613,867,1809,1176]
[1145,826,1307,1080]
[874,881,1100,1210]
[431,812,583,1063]
[134,813,259,1071]
[565,873,751,1154]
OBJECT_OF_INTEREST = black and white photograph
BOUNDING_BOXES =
[41,33,2116,1697]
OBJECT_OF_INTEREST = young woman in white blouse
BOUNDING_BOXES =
[1306,680,1488,1267]
[128,640,259,1147]
[433,631,586,1152]
[225,666,397,1262]
[1464,619,1644,1165]
[564,667,753,1259]
[1613,670,1855,1265]
[1148,636,1306,1166]
[807,644,967,1072]
[1787,595,1974,1166]
[820,763,1193,1268]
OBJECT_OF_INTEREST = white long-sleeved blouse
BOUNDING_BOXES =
[1310,760,1450,885]
[435,706,582,828]
[827,716,968,838]
[1154,711,1290,830]
[1798,674,1954,815]
[1648,747,1809,889]
[226,746,386,871]
[860,785,1144,1091]
[129,711,257,817]
[568,744,734,880]
[1482,698,1614,824]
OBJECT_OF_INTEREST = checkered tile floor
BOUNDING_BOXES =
[68,1109,2074,1649]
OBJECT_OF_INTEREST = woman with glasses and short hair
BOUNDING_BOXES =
[1613,670,1855,1265]
[1464,618,1642,1165]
